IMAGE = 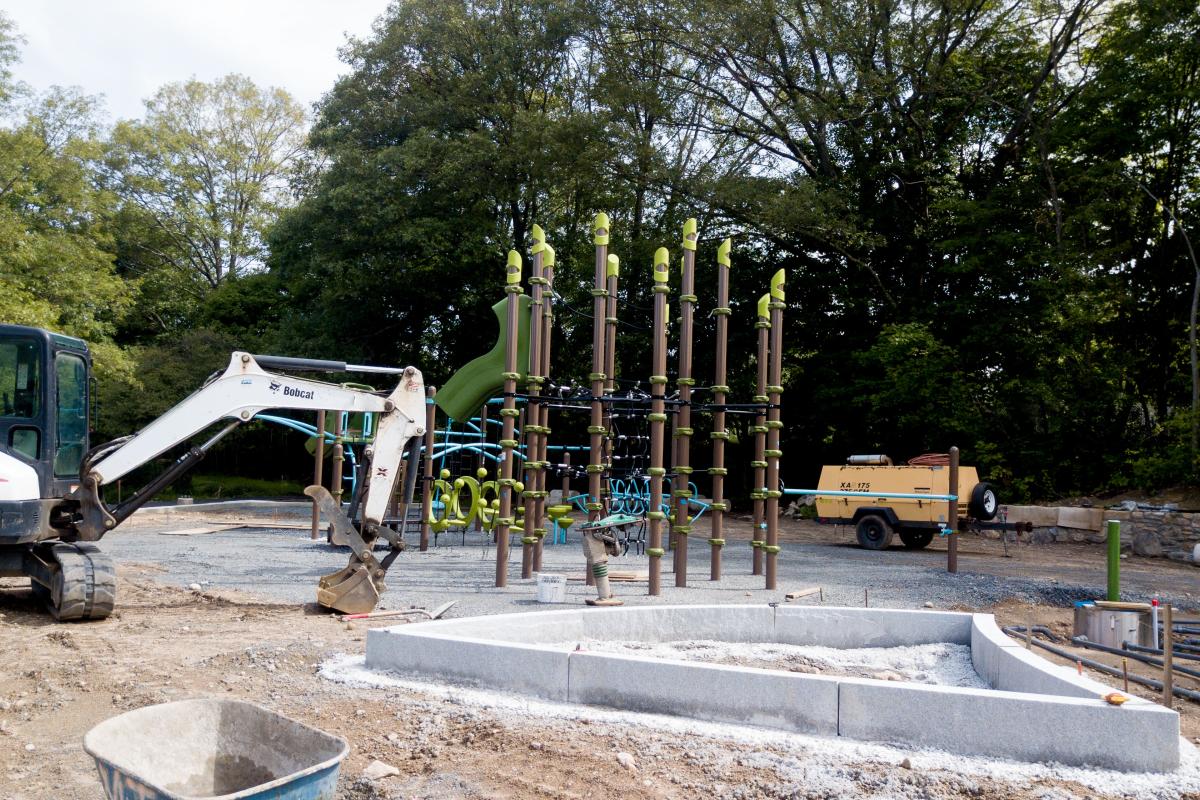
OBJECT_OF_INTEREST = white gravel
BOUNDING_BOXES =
[548,639,988,687]
[320,653,1200,800]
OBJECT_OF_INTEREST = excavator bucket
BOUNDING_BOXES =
[317,561,384,615]
[305,484,391,614]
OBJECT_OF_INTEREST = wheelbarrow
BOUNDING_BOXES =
[84,699,349,800]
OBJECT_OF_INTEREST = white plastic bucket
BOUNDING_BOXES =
[535,573,567,603]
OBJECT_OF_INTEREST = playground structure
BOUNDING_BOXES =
[296,215,788,595]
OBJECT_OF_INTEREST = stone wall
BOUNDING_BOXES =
[1000,505,1199,561]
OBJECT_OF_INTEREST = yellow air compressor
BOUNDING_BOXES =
[815,454,997,550]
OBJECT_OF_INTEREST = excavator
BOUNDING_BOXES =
[0,323,430,620]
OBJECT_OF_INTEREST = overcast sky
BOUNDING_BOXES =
[0,0,389,121]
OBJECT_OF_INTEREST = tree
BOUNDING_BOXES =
[106,75,307,295]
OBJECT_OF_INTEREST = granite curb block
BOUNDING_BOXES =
[364,604,1181,771]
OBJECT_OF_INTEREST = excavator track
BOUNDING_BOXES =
[31,543,116,621]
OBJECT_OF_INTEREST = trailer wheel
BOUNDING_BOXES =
[855,514,894,550]
[899,531,934,550]
[969,482,999,521]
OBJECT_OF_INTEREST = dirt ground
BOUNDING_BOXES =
[1,515,1198,799]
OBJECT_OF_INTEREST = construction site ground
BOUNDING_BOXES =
[1,509,1198,799]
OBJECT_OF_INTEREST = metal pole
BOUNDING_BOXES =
[1164,603,1175,708]
[709,238,732,581]
[947,446,959,573]
[751,294,769,575]
[419,387,435,552]
[673,219,698,587]
[764,269,785,590]
[521,226,547,579]
[533,243,556,574]
[648,247,671,596]
[311,410,326,540]
[495,250,523,587]
[1106,519,1121,601]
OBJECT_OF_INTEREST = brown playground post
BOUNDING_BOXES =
[673,219,698,587]
[311,410,326,540]
[764,269,785,590]
[751,293,770,574]
[602,254,620,514]
[521,225,548,579]
[709,238,732,580]
[330,411,345,508]
[647,247,671,595]
[533,242,556,573]
[494,250,523,587]
[586,215,610,586]
[419,387,435,551]
[948,446,960,573]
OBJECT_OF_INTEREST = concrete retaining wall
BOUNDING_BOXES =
[365,605,1181,771]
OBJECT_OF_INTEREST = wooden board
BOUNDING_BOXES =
[195,518,313,530]
[159,525,242,536]
[565,571,648,582]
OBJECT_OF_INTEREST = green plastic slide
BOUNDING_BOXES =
[435,294,532,422]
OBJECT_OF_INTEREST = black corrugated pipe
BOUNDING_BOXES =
[1122,641,1200,662]
[1069,636,1200,680]
[1002,628,1200,703]
[1005,625,1061,642]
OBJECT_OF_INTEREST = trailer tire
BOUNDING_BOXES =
[856,514,893,550]
[969,482,999,521]
[899,531,934,549]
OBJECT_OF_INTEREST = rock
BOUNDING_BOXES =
[922,601,934,608]
[24,743,34,752]
[361,759,400,781]
[1030,528,1056,545]
[899,758,912,770]
[616,752,638,772]
[529,741,544,751]
[1132,531,1163,558]
[871,670,905,682]
[1116,500,1138,512]
[386,732,400,743]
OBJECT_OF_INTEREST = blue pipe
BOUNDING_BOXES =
[784,489,957,501]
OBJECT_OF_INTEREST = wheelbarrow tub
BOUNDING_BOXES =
[83,698,349,800]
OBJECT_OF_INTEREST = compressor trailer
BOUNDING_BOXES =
[813,454,1000,550]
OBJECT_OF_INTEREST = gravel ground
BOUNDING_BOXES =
[105,505,1200,617]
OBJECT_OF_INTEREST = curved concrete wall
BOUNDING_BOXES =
[365,605,1180,772]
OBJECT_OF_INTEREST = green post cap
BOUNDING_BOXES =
[594,213,610,245]
[682,218,697,251]
[717,238,731,267]
[506,250,522,285]
[543,243,555,267]
[770,268,786,301]
[758,293,769,320]
[653,247,670,283]
[607,254,620,278]
[531,224,546,255]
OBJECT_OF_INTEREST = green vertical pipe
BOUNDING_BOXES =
[1107,519,1121,601]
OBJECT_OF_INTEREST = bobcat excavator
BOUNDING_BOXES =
[0,323,428,620]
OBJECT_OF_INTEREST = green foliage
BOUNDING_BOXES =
[105,74,307,297]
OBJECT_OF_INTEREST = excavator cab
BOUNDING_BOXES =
[0,323,91,520]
